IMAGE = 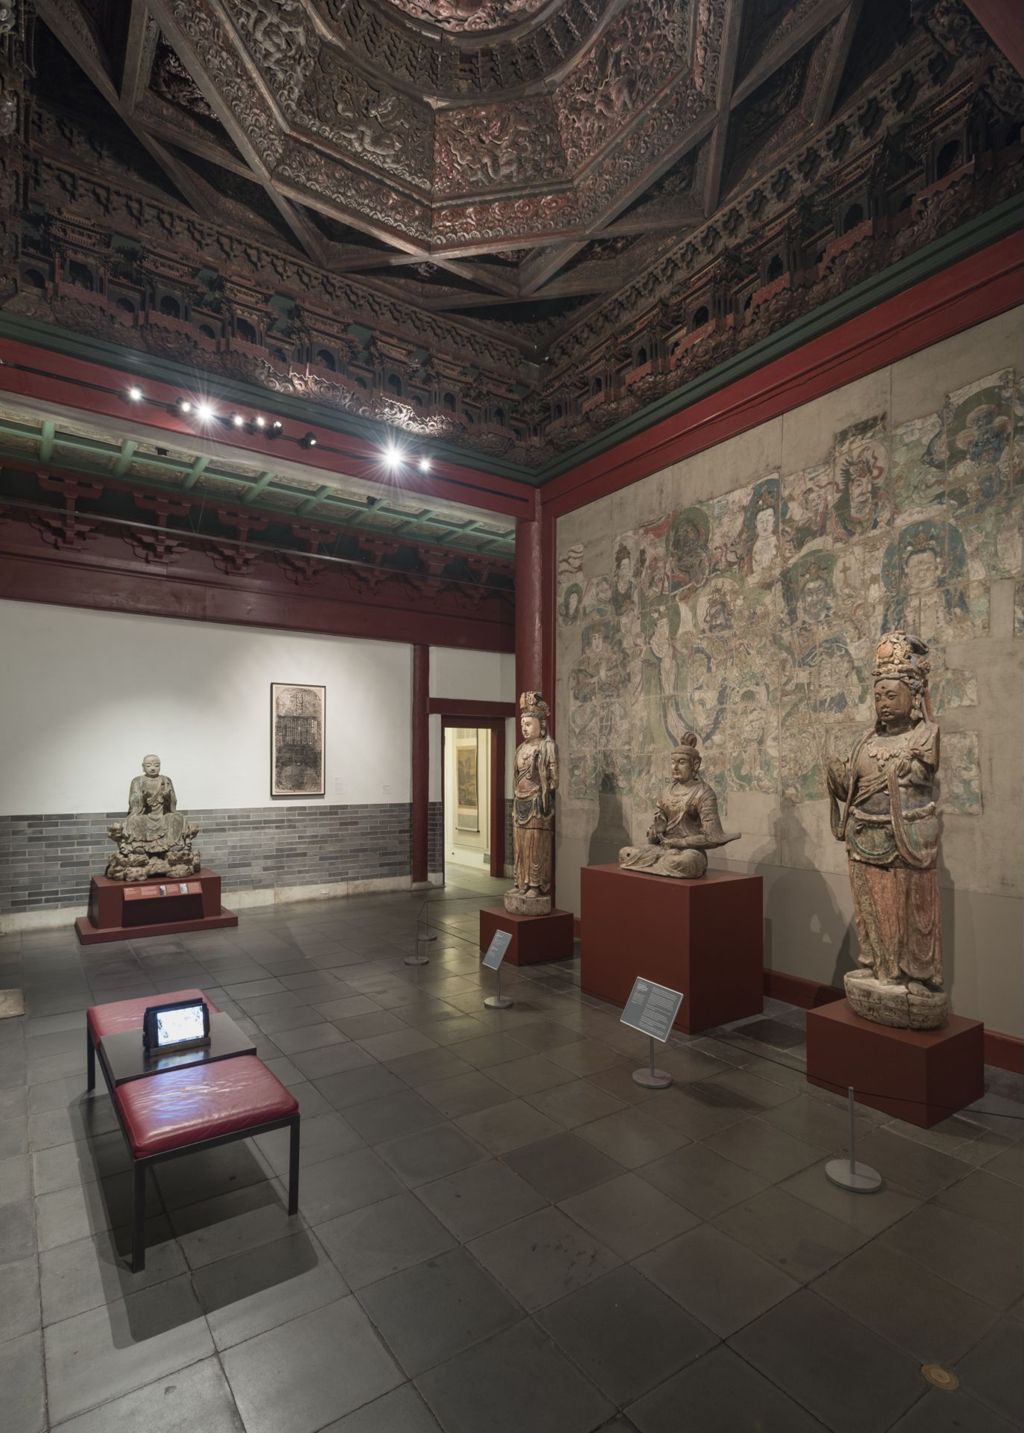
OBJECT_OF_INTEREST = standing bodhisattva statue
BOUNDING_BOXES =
[505,692,558,916]
[827,632,948,1029]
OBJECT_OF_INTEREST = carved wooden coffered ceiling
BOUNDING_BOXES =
[3,0,1023,474]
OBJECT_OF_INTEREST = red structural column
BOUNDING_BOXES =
[489,720,505,879]
[411,644,430,885]
[515,495,543,702]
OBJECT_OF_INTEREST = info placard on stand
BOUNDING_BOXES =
[620,977,684,1089]
[481,930,513,1009]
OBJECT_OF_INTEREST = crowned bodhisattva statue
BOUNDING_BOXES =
[827,632,948,1029]
[619,732,740,878]
[105,754,201,882]
[505,692,559,916]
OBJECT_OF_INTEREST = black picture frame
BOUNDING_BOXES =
[270,682,326,799]
[142,998,211,1054]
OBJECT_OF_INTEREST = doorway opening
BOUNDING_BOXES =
[440,717,506,880]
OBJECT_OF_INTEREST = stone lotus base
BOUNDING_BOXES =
[844,971,949,1030]
[503,889,552,916]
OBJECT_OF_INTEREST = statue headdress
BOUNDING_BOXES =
[671,731,702,767]
[519,691,550,721]
[872,631,932,720]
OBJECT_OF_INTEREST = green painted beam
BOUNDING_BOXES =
[39,420,55,463]
[113,439,137,477]
[242,470,276,502]
[297,483,332,516]
[182,456,210,490]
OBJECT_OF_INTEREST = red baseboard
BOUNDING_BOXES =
[983,1029,1024,1076]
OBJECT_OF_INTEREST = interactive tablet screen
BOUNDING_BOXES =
[143,998,210,1053]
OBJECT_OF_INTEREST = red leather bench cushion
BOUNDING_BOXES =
[115,1055,298,1157]
[87,988,219,1041]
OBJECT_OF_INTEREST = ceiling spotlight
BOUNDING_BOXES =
[300,432,317,449]
[174,397,192,416]
[383,444,403,470]
[268,420,284,438]
[195,401,217,423]
[127,385,144,402]
[254,416,266,429]
[418,456,432,473]
[231,413,245,428]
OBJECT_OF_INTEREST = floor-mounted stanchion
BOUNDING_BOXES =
[824,1085,882,1192]
[632,1034,672,1089]
[484,963,512,1010]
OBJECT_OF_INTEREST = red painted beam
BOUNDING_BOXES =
[964,0,1024,76]
[0,338,535,520]
[490,719,506,880]
[514,493,543,703]
[411,645,430,885]
[541,231,1024,520]
[428,699,515,718]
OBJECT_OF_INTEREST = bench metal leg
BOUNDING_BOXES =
[131,1163,147,1273]
[287,1117,300,1216]
[86,1030,95,1092]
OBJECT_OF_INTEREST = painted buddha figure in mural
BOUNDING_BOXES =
[105,754,201,882]
[619,732,739,879]
[827,632,947,1029]
[505,692,559,916]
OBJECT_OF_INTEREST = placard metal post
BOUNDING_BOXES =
[481,929,513,1009]
[825,1086,882,1193]
[633,1034,671,1089]
[484,964,512,1010]
[620,977,683,1090]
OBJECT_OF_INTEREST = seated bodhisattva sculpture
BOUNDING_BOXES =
[619,732,740,878]
[105,754,201,882]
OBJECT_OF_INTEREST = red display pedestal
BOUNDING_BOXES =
[806,999,984,1129]
[580,864,763,1034]
[479,906,575,966]
[75,869,238,945]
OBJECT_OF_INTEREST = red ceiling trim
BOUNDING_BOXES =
[540,231,1024,520]
[0,338,534,519]
[963,1,1024,76]
[429,699,515,718]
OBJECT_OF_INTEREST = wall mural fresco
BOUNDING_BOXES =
[558,370,1024,823]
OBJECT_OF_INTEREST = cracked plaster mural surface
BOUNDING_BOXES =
[557,359,1024,879]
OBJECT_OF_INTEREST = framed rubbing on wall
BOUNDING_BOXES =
[271,683,326,798]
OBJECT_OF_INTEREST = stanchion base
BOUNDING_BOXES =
[484,995,513,1009]
[825,1158,883,1193]
[404,954,430,967]
[633,1067,672,1089]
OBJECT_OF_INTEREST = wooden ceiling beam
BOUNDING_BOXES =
[702,0,745,216]
[731,0,852,108]
[121,1,158,112]
[812,0,864,129]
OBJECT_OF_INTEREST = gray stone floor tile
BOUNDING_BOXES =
[559,1171,698,1259]
[584,1063,664,1106]
[332,1011,407,1041]
[0,1329,45,1433]
[702,1114,824,1182]
[40,1218,183,1324]
[153,1139,273,1208]
[48,1358,245,1433]
[358,1028,438,1062]
[0,1195,35,1265]
[256,1111,364,1174]
[701,1068,798,1110]
[933,1168,1024,1240]
[955,1318,1024,1426]
[731,1289,924,1433]
[536,1265,715,1404]
[980,1142,1024,1186]
[713,1185,864,1282]
[294,1146,403,1224]
[848,1126,975,1199]
[545,1039,625,1076]
[639,1142,769,1219]
[170,1179,297,1268]
[888,1387,1017,1433]
[359,1247,520,1375]
[444,1033,536,1068]
[627,1344,828,1433]
[575,1108,690,1168]
[271,1021,350,1054]
[637,1223,799,1338]
[43,1275,215,1425]
[643,1083,758,1140]
[193,1229,347,1349]
[779,1163,919,1237]
[384,1047,475,1087]
[290,1042,376,1081]
[222,1296,402,1433]
[527,1079,629,1129]
[456,1099,563,1155]
[317,1192,456,1289]
[503,1130,622,1201]
[313,1063,407,1110]
[762,1094,870,1151]
[377,1124,487,1187]
[879,1203,1024,1309]
[318,1384,441,1433]
[344,1090,446,1144]
[815,1239,998,1365]
[418,1070,510,1118]
[0,1254,41,1343]
[0,1150,31,1205]
[469,1206,620,1311]
[417,1158,546,1241]
[488,1054,578,1096]
[415,1319,613,1433]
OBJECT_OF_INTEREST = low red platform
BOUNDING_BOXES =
[479,906,575,965]
[580,864,763,1034]
[75,869,238,945]
[806,998,984,1128]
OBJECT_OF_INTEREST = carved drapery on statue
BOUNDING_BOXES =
[105,755,201,882]
[619,732,739,879]
[505,692,558,916]
[827,632,947,1029]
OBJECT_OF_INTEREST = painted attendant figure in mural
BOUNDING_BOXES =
[827,631,948,1029]
[505,692,559,916]
[619,732,739,879]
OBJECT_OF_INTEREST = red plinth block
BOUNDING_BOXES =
[806,998,984,1128]
[580,864,763,1034]
[75,869,238,945]
[479,906,575,966]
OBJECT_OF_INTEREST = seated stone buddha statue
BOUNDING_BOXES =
[105,754,201,881]
[619,733,740,878]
